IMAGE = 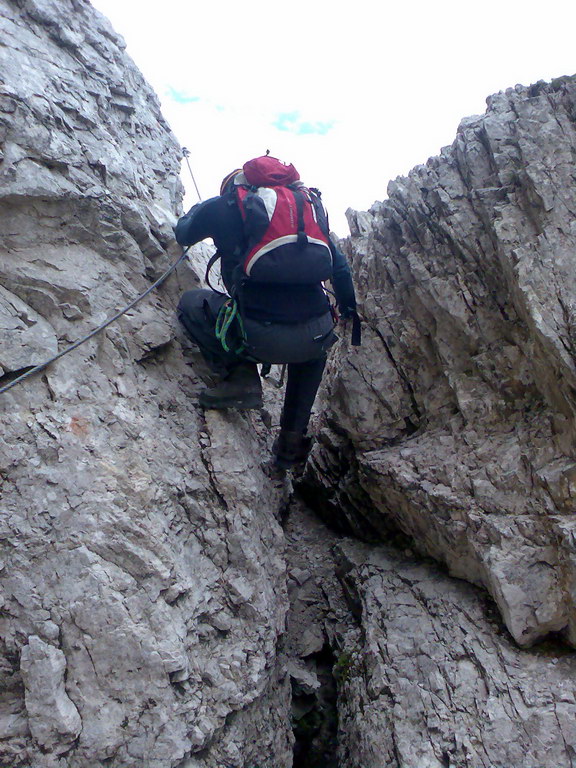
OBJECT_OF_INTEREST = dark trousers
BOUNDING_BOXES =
[177,289,336,433]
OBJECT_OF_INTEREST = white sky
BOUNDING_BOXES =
[91,0,576,236]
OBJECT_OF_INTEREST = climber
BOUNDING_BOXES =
[174,154,359,469]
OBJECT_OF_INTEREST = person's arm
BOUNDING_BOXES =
[330,239,361,345]
[174,197,220,246]
[330,239,356,316]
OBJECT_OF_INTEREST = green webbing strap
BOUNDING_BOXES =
[215,298,246,354]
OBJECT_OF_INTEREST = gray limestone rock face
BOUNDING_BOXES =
[0,284,58,373]
[305,75,576,649]
[0,1,292,767]
[334,541,576,768]
[19,636,82,754]
[284,503,576,768]
[3,0,576,764]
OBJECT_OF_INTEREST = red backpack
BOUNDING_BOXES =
[234,156,333,284]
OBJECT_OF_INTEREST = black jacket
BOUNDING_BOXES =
[175,193,357,324]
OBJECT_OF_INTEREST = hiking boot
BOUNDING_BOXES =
[199,363,263,410]
[272,429,313,470]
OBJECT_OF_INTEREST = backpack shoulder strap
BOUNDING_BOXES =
[204,250,228,295]
[231,183,253,221]
[290,187,308,249]
[308,187,331,237]
[205,188,249,294]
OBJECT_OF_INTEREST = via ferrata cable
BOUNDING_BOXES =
[0,246,191,396]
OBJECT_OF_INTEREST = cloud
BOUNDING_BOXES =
[274,111,335,136]
[92,0,576,238]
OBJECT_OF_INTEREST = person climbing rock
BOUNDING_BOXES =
[175,154,360,469]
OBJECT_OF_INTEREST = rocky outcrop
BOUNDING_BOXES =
[0,2,291,767]
[305,75,576,649]
[3,0,576,765]
[285,504,576,768]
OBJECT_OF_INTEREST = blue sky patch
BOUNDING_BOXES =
[274,111,334,136]
[167,87,200,104]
